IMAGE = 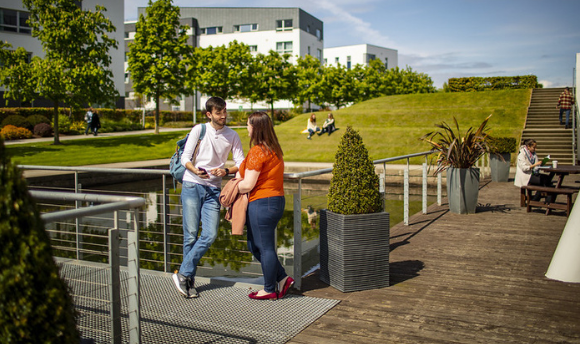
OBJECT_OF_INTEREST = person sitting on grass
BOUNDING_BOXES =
[318,113,336,136]
[306,114,320,139]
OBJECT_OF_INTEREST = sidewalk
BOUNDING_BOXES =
[3,127,189,145]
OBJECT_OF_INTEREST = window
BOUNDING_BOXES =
[324,58,327,65]
[307,25,310,33]
[0,8,31,34]
[317,49,322,61]
[347,56,351,70]
[202,26,222,35]
[335,57,339,64]
[307,46,310,55]
[366,54,376,63]
[276,41,293,54]
[316,29,322,40]
[234,23,258,32]
[276,19,292,31]
[385,57,388,69]
[248,45,257,52]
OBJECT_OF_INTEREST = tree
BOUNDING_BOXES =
[319,63,357,109]
[128,0,190,134]
[21,0,119,144]
[295,55,324,112]
[250,51,298,118]
[189,41,254,102]
[0,44,36,106]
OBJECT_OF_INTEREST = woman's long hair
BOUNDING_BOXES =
[309,113,316,124]
[248,112,283,158]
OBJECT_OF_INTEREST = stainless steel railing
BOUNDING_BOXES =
[31,190,146,344]
[19,151,454,290]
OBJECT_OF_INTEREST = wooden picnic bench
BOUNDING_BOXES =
[520,185,578,216]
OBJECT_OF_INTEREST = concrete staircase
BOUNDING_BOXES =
[521,87,575,165]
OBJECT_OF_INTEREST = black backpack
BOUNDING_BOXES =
[169,123,206,184]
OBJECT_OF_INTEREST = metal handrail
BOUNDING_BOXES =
[30,190,145,344]
[19,151,446,292]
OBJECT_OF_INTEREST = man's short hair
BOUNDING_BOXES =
[205,96,226,114]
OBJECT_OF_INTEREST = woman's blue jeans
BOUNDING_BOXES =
[246,196,287,293]
[179,181,221,278]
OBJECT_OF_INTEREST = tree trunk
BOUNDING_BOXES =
[154,89,160,135]
[53,100,61,145]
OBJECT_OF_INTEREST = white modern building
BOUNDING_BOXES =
[324,44,398,70]
[0,0,125,108]
[125,7,324,112]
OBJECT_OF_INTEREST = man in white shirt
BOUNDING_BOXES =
[173,96,245,298]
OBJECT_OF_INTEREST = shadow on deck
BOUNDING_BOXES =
[289,177,580,344]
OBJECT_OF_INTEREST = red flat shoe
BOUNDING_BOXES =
[248,291,278,300]
[278,276,295,299]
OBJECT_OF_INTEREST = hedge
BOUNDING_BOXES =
[447,76,540,92]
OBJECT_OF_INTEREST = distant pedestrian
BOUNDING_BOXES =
[557,87,575,129]
[91,111,101,136]
[84,107,93,135]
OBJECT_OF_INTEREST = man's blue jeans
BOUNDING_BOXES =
[179,181,221,278]
[246,196,287,293]
[559,108,571,126]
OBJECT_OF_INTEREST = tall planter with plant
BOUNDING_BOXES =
[421,115,492,214]
[319,126,390,292]
[488,137,517,182]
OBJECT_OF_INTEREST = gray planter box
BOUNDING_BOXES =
[319,210,390,292]
[490,153,511,182]
[447,167,480,214]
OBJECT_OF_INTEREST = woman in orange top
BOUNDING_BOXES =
[237,112,294,300]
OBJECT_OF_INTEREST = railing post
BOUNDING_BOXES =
[109,224,122,344]
[380,174,385,211]
[163,175,170,272]
[293,179,303,290]
[76,180,81,260]
[127,209,141,344]
[422,163,428,214]
[404,159,409,225]
[437,172,442,206]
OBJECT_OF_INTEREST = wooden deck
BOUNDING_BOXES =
[289,176,580,344]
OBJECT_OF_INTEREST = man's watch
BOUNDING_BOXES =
[225,168,230,175]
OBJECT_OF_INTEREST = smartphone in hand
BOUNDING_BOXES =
[198,167,207,175]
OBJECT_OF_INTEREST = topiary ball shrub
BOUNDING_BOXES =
[27,114,51,127]
[33,122,53,137]
[0,139,80,343]
[327,126,382,215]
[0,125,33,140]
[1,115,32,131]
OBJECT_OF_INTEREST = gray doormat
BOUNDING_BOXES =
[58,261,340,344]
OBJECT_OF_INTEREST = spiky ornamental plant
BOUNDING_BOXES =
[421,114,492,175]
[327,126,382,215]
[0,139,79,343]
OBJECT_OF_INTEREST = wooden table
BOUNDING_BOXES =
[538,165,580,187]
[521,165,580,215]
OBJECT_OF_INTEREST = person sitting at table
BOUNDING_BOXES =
[514,139,554,202]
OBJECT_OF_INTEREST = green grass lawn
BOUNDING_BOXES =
[5,89,530,166]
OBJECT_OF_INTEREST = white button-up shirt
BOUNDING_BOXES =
[181,123,244,188]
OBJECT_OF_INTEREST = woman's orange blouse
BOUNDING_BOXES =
[239,145,284,202]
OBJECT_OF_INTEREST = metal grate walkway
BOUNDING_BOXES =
[58,260,340,344]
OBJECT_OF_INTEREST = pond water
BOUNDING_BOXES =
[40,177,437,282]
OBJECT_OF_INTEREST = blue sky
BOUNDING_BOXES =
[124,0,580,89]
